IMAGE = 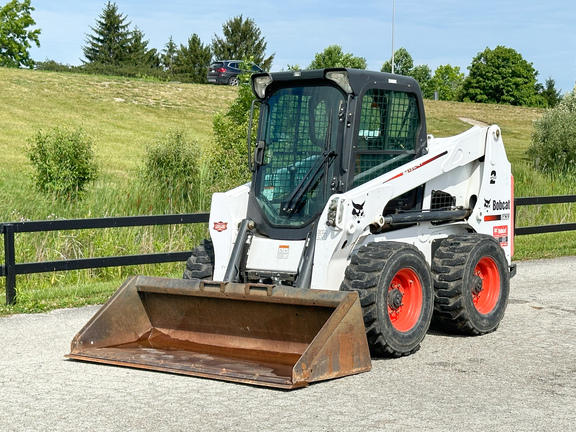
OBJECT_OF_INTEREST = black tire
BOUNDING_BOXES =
[228,76,239,86]
[340,242,434,357]
[183,239,215,280]
[432,234,510,335]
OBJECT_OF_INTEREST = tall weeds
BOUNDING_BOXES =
[1,131,214,312]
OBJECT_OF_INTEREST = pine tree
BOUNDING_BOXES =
[161,36,177,72]
[540,77,562,108]
[82,2,132,65]
[173,34,211,83]
[128,26,159,68]
[212,15,274,71]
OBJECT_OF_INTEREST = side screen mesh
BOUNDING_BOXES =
[354,89,420,186]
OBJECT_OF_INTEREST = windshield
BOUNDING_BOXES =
[253,85,345,228]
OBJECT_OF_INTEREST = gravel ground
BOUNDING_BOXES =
[1,257,575,431]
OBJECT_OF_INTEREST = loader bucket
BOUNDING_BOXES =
[66,276,371,389]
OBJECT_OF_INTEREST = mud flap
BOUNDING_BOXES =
[66,276,371,389]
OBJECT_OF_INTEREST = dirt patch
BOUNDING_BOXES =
[459,117,490,127]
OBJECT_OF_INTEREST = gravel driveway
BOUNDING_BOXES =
[1,257,575,431]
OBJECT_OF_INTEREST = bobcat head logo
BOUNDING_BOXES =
[484,199,491,209]
[352,201,365,218]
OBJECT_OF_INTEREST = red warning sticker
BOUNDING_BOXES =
[493,225,508,247]
[213,221,228,232]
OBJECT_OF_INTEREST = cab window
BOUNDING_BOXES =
[354,89,420,186]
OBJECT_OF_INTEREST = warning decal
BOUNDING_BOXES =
[277,245,289,259]
[493,225,508,247]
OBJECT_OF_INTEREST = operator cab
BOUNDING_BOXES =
[248,69,428,240]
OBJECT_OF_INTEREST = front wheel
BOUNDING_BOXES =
[341,242,434,357]
[183,239,215,280]
[432,234,510,335]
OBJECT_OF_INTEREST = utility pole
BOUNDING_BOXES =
[391,0,395,74]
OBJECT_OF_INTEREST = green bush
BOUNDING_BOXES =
[528,91,576,174]
[27,127,99,199]
[141,130,201,206]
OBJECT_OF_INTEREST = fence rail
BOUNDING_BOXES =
[1,213,209,305]
[514,195,576,236]
[2,195,575,305]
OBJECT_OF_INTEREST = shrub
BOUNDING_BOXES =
[27,127,99,199]
[208,73,256,191]
[35,60,74,72]
[528,91,576,174]
[141,130,201,206]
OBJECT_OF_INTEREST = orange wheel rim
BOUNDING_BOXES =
[387,268,423,332]
[472,257,500,314]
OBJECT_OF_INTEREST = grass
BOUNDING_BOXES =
[0,68,236,184]
[424,100,576,259]
[0,67,237,314]
[0,67,574,315]
[424,99,541,163]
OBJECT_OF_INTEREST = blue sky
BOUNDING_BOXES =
[28,0,576,93]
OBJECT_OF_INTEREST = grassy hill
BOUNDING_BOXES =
[1,68,237,217]
[0,67,574,314]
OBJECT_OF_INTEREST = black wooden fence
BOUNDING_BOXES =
[514,195,576,235]
[1,213,209,305]
[2,195,576,305]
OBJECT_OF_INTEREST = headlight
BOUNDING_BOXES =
[326,197,346,229]
[325,70,353,94]
[252,74,273,99]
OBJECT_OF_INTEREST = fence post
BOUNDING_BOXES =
[4,223,16,305]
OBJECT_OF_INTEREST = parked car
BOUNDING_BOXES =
[207,60,263,86]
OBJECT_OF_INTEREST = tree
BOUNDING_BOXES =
[212,15,274,71]
[128,26,159,68]
[161,36,177,72]
[381,48,433,97]
[540,77,562,108]
[410,64,432,98]
[0,0,40,68]
[381,47,413,76]
[429,64,465,101]
[82,1,132,66]
[307,45,367,69]
[461,46,543,106]
[173,34,211,83]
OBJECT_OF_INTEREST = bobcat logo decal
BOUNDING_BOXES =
[352,201,365,218]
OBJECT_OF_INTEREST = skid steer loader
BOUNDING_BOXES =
[68,69,515,389]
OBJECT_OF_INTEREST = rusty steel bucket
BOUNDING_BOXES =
[66,276,371,389]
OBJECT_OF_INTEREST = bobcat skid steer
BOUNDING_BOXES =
[68,69,515,389]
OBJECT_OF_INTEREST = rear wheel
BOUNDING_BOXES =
[432,234,510,335]
[341,242,434,357]
[183,239,215,280]
[228,76,239,86]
